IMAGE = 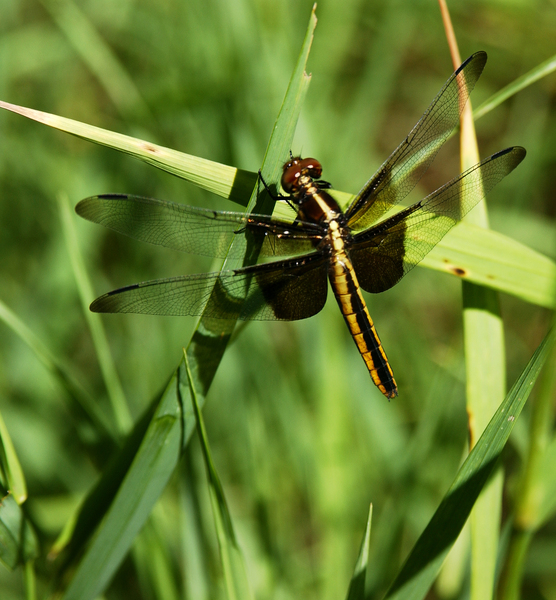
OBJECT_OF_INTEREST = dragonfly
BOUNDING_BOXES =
[76,51,525,398]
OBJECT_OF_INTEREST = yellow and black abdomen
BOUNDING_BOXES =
[328,250,398,399]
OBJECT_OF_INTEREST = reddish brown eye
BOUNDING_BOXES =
[281,156,323,192]
[281,164,300,193]
[298,158,322,179]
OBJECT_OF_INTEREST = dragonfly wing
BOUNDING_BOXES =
[350,146,526,293]
[76,194,321,260]
[345,51,488,231]
[90,252,329,321]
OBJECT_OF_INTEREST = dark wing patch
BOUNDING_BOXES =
[90,252,329,322]
[350,146,526,293]
[76,194,322,260]
[350,220,407,293]
[345,52,487,231]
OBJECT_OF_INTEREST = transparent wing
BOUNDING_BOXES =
[345,51,488,230]
[350,146,526,293]
[90,252,329,321]
[76,194,322,260]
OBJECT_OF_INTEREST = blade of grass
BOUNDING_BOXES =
[58,9,317,599]
[383,326,555,600]
[440,7,507,598]
[184,349,253,600]
[59,389,181,600]
[2,72,554,311]
[345,504,373,600]
[0,99,256,206]
[422,223,556,309]
[474,53,556,122]
[58,192,131,434]
[24,559,37,600]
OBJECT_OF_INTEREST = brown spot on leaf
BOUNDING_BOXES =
[141,142,159,154]
[450,266,467,277]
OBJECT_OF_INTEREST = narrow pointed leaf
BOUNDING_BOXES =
[384,327,555,600]
[346,504,373,600]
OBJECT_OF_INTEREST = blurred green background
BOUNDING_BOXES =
[0,0,555,598]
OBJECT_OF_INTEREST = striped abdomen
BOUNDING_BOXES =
[328,247,398,399]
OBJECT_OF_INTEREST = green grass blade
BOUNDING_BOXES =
[383,327,555,600]
[474,53,556,122]
[24,559,37,600]
[184,350,253,600]
[346,504,373,600]
[439,14,504,596]
[535,436,556,526]
[60,388,181,600]
[58,193,131,434]
[57,9,317,599]
[0,99,256,206]
[463,281,504,600]
[422,223,556,308]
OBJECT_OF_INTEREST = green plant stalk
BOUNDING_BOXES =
[463,284,505,600]
[462,93,505,600]
[24,560,36,600]
[439,7,505,596]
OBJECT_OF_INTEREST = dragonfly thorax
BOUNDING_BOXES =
[281,156,342,224]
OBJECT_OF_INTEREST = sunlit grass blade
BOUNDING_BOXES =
[423,223,556,308]
[346,504,373,600]
[441,6,505,597]
[0,99,256,206]
[383,327,556,600]
[56,9,318,599]
[58,193,131,434]
[474,53,556,122]
[184,350,253,600]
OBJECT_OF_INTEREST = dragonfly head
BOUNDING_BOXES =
[281,157,323,195]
